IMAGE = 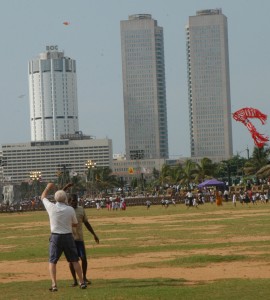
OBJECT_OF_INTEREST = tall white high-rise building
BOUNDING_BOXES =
[121,14,169,160]
[28,45,79,141]
[186,9,233,162]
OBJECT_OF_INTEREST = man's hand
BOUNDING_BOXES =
[94,234,99,244]
[63,183,74,191]
[41,183,55,200]
[46,183,55,190]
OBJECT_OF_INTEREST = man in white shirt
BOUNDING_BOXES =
[186,190,193,207]
[41,183,87,292]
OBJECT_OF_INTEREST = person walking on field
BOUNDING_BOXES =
[232,192,237,207]
[186,190,193,207]
[68,193,99,287]
[41,183,87,292]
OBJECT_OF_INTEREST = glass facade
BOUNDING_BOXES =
[186,9,233,161]
[121,14,168,159]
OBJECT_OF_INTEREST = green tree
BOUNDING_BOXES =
[69,174,85,194]
[158,164,172,186]
[179,159,198,188]
[216,155,247,185]
[195,157,218,182]
[169,163,184,184]
[152,167,160,180]
[243,146,270,175]
[94,167,118,194]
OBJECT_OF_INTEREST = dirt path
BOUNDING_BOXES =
[1,251,269,284]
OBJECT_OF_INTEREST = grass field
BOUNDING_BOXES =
[1,201,270,299]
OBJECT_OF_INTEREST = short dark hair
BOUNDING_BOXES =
[69,193,78,202]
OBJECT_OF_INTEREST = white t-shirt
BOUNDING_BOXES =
[186,192,193,198]
[42,198,78,234]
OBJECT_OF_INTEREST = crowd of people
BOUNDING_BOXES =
[181,186,270,208]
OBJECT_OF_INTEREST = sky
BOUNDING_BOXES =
[1,0,270,160]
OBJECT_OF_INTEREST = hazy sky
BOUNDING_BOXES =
[1,0,270,159]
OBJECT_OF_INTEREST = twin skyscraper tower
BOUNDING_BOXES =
[29,9,233,162]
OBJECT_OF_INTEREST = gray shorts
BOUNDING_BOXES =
[49,233,79,264]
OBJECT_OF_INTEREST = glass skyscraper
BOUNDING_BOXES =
[121,14,168,160]
[186,9,233,161]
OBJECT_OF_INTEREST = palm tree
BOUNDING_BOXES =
[158,164,173,186]
[70,174,85,194]
[179,159,198,188]
[152,167,160,180]
[244,146,270,176]
[94,167,118,194]
[195,157,218,183]
[170,163,184,184]
[256,164,270,179]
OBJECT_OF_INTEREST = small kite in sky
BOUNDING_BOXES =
[63,21,70,26]
[18,94,26,99]
[233,107,269,148]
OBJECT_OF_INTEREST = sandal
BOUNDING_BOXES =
[80,282,87,289]
[49,286,58,292]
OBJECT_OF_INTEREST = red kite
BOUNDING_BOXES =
[233,107,269,148]
[63,21,70,26]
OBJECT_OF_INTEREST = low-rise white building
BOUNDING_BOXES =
[1,138,112,184]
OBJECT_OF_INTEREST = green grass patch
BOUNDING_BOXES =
[1,278,270,300]
[1,203,270,298]
[131,254,248,269]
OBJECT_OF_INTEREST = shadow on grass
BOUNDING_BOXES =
[102,277,189,288]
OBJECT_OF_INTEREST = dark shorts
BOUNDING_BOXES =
[49,233,79,264]
[75,240,87,259]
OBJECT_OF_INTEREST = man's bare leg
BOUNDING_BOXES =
[49,263,57,288]
[72,261,86,287]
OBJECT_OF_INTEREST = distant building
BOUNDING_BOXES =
[120,14,169,160]
[112,156,187,184]
[186,9,233,162]
[0,46,114,186]
[28,45,79,141]
[1,138,112,184]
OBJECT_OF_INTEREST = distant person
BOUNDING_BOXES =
[41,183,86,292]
[165,199,170,208]
[224,189,229,202]
[192,197,198,208]
[251,193,257,205]
[68,193,99,287]
[264,192,269,204]
[161,198,166,207]
[186,190,193,207]
[232,192,237,207]
[244,191,250,205]
[216,190,222,206]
